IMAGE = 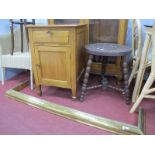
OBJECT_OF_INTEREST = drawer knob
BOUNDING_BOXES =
[46,31,52,36]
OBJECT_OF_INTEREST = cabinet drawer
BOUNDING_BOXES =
[33,30,69,44]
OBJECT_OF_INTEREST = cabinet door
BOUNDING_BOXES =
[34,46,71,88]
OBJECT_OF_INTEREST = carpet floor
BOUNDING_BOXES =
[0,72,155,135]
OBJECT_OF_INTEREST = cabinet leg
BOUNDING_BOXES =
[36,85,42,96]
[71,87,77,100]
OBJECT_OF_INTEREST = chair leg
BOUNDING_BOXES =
[128,57,140,86]
[130,73,155,113]
[1,67,5,85]
[101,57,108,90]
[30,70,33,90]
[123,56,130,105]
[80,54,93,102]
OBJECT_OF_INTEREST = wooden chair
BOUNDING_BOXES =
[9,19,35,55]
[131,25,152,103]
[130,25,154,113]
[128,19,142,86]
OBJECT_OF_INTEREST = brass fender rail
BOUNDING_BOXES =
[5,81,144,135]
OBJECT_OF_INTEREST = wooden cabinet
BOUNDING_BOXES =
[27,24,88,98]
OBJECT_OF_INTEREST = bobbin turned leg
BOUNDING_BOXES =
[123,56,130,104]
[101,56,108,90]
[80,54,94,102]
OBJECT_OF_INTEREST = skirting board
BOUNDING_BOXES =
[5,81,144,135]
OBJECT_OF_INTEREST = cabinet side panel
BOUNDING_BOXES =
[27,29,40,86]
[76,28,87,81]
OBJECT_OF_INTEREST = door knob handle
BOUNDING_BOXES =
[46,31,52,36]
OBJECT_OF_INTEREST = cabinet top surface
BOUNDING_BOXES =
[26,24,87,29]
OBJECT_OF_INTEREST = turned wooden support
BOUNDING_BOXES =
[101,57,108,90]
[123,56,130,104]
[80,54,94,102]
[9,19,14,55]
[20,19,24,52]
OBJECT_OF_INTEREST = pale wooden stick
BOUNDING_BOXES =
[145,88,155,94]
[130,73,155,113]
[128,19,142,86]
[145,95,155,99]
[132,31,151,103]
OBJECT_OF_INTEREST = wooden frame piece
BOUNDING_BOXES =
[128,19,142,86]
[6,81,144,135]
[130,25,155,113]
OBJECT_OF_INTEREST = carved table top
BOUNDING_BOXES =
[85,43,132,56]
